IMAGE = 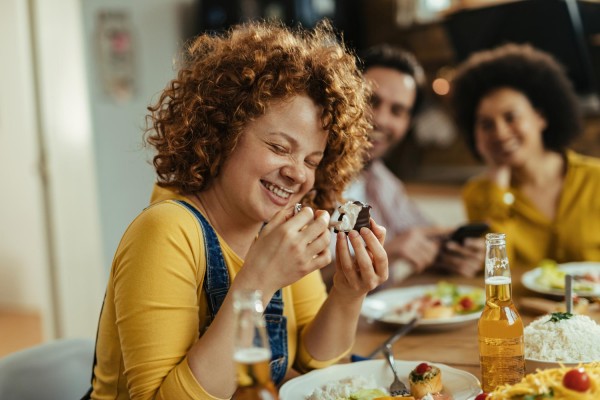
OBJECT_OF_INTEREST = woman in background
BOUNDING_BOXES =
[451,43,600,271]
[89,20,388,400]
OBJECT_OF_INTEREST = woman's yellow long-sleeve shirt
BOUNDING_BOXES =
[91,185,344,399]
[462,150,600,271]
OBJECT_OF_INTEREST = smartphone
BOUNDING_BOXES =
[448,222,489,244]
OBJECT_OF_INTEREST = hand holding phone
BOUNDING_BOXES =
[448,222,489,244]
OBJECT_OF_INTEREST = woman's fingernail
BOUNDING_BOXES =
[348,230,359,239]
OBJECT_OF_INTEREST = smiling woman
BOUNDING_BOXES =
[86,20,390,400]
[450,43,600,272]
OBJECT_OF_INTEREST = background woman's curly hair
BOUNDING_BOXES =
[450,43,582,159]
[144,20,371,212]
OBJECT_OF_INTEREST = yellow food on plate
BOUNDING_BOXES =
[408,363,442,399]
[486,362,600,399]
[348,388,387,400]
[535,259,565,289]
[388,281,484,322]
[534,259,595,292]
[422,305,454,319]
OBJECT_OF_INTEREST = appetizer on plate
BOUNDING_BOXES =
[388,282,484,321]
[304,362,452,400]
[409,363,443,399]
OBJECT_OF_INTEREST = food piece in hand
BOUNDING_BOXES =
[408,362,442,399]
[334,201,372,232]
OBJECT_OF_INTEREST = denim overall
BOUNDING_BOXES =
[176,200,289,384]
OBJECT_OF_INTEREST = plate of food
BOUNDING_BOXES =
[360,282,485,329]
[485,362,600,398]
[279,359,481,400]
[524,312,600,374]
[521,260,600,297]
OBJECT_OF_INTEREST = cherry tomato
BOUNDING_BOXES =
[415,362,431,374]
[459,296,474,310]
[474,393,488,400]
[563,368,591,392]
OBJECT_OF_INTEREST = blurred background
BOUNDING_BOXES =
[1,0,600,355]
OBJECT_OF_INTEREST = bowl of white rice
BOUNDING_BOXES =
[524,312,600,373]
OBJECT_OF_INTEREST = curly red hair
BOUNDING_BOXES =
[144,20,370,212]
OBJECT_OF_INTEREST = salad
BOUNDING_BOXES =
[389,281,484,320]
[535,259,599,292]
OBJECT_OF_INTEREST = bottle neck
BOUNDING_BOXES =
[484,233,513,302]
[485,237,511,281]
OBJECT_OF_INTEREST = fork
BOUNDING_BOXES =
[382,344,411,397]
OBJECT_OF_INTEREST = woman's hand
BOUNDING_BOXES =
[332,218,388,298]
[434,237,485,278]
[239,206,332,296]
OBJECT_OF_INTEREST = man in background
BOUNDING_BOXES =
[326,44,485,287]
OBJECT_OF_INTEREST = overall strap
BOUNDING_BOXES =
[176,200,288,384]
[265,289,284,315]
[175,200,229,323]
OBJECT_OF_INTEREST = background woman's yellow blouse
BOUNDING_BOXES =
[462,151,600,271]
[91,185,345,399]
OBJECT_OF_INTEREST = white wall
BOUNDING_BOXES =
[31,0,107,338]
[0,0,196,340]
[0,0,105,338]
[76,0,197,335]
[0,0,53,324]
[81,0,198,274]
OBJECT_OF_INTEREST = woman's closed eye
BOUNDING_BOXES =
[268,142,290,155]
[266,139,322,169]
[304,157,321,169]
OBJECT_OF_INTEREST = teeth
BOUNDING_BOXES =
[263,182,293,199]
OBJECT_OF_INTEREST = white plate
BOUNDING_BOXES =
[521,261,600,297]
[361,285,484,329]
[279,359,481,400]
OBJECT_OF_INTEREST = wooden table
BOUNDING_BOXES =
[281,271,600,392]
[349,271,600,382]
[351,273,485,380]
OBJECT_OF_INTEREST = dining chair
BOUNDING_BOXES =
[0,337,95,400]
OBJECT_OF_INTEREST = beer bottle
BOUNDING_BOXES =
[232,289,279,400]
[478,233,525,393]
